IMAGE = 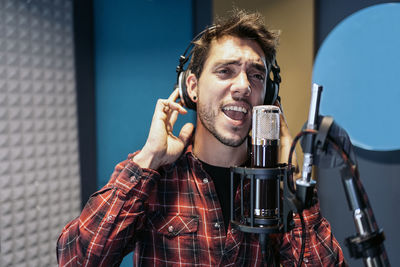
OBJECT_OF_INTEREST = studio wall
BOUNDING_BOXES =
[94,0,194,188]
[0,0,81,266]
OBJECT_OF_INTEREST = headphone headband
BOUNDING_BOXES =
[176,25,217,77]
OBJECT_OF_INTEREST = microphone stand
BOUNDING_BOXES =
[230,164,303,266]
[289,82,389,266]
[342,166,387,267]
[313,116,389,267]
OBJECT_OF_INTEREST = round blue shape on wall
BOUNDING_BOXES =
[313,3,400,151]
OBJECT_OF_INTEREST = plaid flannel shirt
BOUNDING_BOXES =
[57,145,346,266]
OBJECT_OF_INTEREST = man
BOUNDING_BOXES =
[57,10,346,266]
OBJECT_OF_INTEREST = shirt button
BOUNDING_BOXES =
[203,178,209,184]
[168,225,174,233]
[214,222,221,229]
[304,258,309,263]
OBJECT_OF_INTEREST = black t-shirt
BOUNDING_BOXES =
[199,160,239,232]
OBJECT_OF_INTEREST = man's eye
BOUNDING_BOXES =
[218,69,230,74]
[253,74,265,81]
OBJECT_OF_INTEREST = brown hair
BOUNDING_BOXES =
[188,9,279,78]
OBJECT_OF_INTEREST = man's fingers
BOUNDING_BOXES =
[153,98,187,134]
[169,110,179,129]
[157,99,187,115]
[178,123,194,145]
[168,88,180,102]
[168,101,187,114]
[280,113,290,135]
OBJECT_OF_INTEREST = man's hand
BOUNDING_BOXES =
[133,89,194,170]
[278,111,293,165]
[273,100,291,164]
[275,101,300,180]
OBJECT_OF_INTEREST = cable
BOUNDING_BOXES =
[297,212,306,267]
[287,129,317,267]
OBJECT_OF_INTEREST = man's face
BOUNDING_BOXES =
[195,35,267,147]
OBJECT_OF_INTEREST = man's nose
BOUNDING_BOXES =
[231,71,251,98]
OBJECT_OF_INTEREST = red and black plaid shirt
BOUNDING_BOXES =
[57,145,346,266]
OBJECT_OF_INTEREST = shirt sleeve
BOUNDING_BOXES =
[279,202,348,266]
[56,154,160,267]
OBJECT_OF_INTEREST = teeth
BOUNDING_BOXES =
[223,106,248,114]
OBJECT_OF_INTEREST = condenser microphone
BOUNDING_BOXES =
[251,105,280,218]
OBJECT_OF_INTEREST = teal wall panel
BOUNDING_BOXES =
[94,0,193,187]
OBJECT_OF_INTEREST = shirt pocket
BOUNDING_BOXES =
[149,213,199,238]
[140,213,200,264]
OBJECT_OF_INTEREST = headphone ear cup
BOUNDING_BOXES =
[178,70,196,110]
[264,77,278,105]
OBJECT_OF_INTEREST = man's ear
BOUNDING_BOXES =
[186,73,198,103]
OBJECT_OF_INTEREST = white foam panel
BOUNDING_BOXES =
[0,0,81,266]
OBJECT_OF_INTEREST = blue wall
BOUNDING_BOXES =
[94,1,193,265]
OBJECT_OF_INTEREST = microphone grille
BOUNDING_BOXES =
[252,105,280,143]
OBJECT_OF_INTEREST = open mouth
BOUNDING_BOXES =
[222,105,249,121]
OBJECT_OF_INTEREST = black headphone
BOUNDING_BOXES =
[175,26,281,110]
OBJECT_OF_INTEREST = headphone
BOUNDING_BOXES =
[174,26,282,110]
